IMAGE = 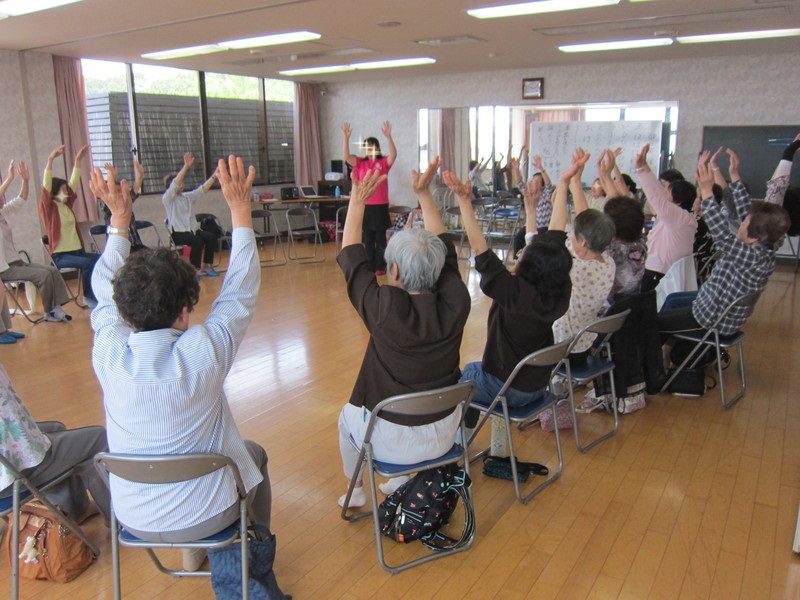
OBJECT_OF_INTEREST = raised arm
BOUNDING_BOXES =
[201,167,218,193]
[597,149,617,203]
[342,170,386,248]
[522,175,543,237]
[570,147,590,215]
[132,156,144,196]
[550,152,590,232]
[412,156,446,235]
[217,155,255,231]
[44,145,65,190]
[706,147,728,190]
[173,152,195,188]
[342,122,358,167]
[609,147,631,197]
[16,161,29,202]
[382,121,397,167]
[0,160,14,202]
[443,169,488,255]
[532,154,551,187]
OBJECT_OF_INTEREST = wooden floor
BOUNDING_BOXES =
[2,241,799,599]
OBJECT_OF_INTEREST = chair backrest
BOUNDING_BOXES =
[499,340,572,396]
[707,291,761,332]
[373,381,475,422]
[94,452,247,497]
[389,205,412,217]
[565,309,631,356]
[287,207,315,218]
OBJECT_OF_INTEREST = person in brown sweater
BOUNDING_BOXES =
[337,157,471,508]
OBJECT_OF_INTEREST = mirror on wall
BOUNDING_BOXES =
[418,101,679,195]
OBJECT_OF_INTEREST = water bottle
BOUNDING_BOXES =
[334,186,341,198]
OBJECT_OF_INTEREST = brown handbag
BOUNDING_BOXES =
[6,500,94,582]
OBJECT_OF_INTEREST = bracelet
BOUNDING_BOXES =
[107,226,128,235]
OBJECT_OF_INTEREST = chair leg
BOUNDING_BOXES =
[111,512,122,600]
[5,282,43,324]
[517,402,563,505]
[240,501,249,600]
[11,481,21,600]
[571,373,620,454]
[720,342,747,410]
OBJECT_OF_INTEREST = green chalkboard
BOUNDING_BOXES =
[702,126,800,199]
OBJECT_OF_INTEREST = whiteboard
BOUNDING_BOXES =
[529,121,663,186]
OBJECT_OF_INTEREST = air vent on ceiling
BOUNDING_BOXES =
[225,47,373,66]
[416,34,486,46]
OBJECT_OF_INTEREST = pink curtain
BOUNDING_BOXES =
[52,55,96,221]
[293,83,323,187]
[439,108,456,173]
[536,109,582,122]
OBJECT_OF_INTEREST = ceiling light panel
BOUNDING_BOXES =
[559,37,674,52]
[468,0,620,19]
[676,28,800,44]
[142,45,227,60]
[219,31,320,50]
[0,0,82,16]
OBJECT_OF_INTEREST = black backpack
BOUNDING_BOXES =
[377,464,474,551]
[200,216,224,239]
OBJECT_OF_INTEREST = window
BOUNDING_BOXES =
[585,107,622,122]
[81,60,296,192]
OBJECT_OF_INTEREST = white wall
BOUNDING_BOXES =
[320,51,800,206]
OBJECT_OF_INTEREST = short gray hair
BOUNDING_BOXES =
[574,209,615,253]
[384,229,447,292]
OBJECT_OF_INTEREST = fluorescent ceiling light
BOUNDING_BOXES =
[281,57,435,76]
[279,65,355,76]
[468,0,619,19]
[559,37,673,52]
[142,45,227,60]
[351,57,436,70]
[219,31,320,50]
[676,28,800,44]
[0,0,82,16]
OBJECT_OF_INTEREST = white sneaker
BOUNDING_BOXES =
[379,476,409,495]
[181,548,207,572]
[338,487,367,508]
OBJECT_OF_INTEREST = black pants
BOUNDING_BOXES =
[172,229,217,269]
[363,229,387,272]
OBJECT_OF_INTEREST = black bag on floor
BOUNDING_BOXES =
[667,367,707,397]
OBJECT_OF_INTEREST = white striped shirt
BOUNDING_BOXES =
[162,182,205,233]
[91,229,262,533]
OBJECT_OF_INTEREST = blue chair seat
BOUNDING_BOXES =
[558,353,614,382]
[471,391,557,421]
[373,444,464,476]
[677,330,745,347]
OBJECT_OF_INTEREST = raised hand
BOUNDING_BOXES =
[572,147,589,179]
[350,169,386,206]
[726,148,741,179]
[411,156,441,194]
[17,161,29,181]
[76,145,90,161]
[133,156,144,176]
[442,171,472,204]
[523,176,543,205]
[217,155,255,208]
[559,149,591,183]
[635,144,650,173]
[5,160,14,184]
[342,122,352,138]
[532,154,544,171]
[183,152,195,169]
[381,121,392,138]
[696,156,714,198]
[48,145,65,162]
[89,166,131,222]
[103,163,118,180]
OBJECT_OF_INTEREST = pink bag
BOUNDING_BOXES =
[538,399,574,432]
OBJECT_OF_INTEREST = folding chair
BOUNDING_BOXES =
[88,223,107,253]
[164,219,187,256]
[0,453,101,600]
[3,251,44,325]
[195,213,231,252]
[557,310,631,453]
[285,207,325,263]
[468,340,572,505]
[659,291,760,409]
[94,453,251,600]
[387,205,413,240]
[340,381,476,574]
[251,209,287,267]
[443,206,470,261]
[40,236,86,309]
[484,198,521,264]
[134,220,165,247]
[334,205,347,256]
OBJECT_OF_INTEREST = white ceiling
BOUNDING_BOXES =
[2,0,799,82]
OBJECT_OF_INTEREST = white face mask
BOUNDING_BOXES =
[55,191,69,202]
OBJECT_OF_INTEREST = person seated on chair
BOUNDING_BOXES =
[98,157,146,252]
[162,151,220,277]
[602,194,647,310]
[657,150,790,347]
[90,155,271,570]
[511,153,554,256]
[0,364,110,523]
[549,149,616,366]
[336,157,471,508]
[38,144,101,308]
[635,144,697,293]
[442,165,572,430]
[1,159,74,323]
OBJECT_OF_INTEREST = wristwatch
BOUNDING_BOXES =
[107,226,128,235]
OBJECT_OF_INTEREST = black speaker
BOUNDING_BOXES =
[280,186,299,200]
[331,159,344,173]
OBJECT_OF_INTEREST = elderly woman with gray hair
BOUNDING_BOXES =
[336,157,471,508]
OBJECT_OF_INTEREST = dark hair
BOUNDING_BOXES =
[621,173,637,195]
[516,240,573,305]
[574,209,615,253]
[658,168,685,184]
[747,201,791,247]
[604,196,644,243]
[711,183,724,204]
[364,136,383,159]
[469,160,478,171]
[783,186,800,236]
[50,177,69,198]
[112,248,200,331]
[669,179,696,212]
[163,173,178,190]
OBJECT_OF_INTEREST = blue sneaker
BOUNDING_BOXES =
[6,331,25,339]
[204,268,220,277]
[83,297,98,309]
[0,333,18,344]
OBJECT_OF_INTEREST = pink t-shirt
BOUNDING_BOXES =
[352,156,391,205]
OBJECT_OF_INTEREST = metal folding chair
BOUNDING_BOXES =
[659,291,760,409]
[94,453,251,600]
[195,213,231,252]
[285,207,325,263]
[3,251,43,325]
[443,206,470,261]
[557,310,631,453]
[0,454,101,600]
[340,381,476,574]
[40,236,86,309]
[468,340,572,505]
[251,209,287,267]
[334,205,348,256]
